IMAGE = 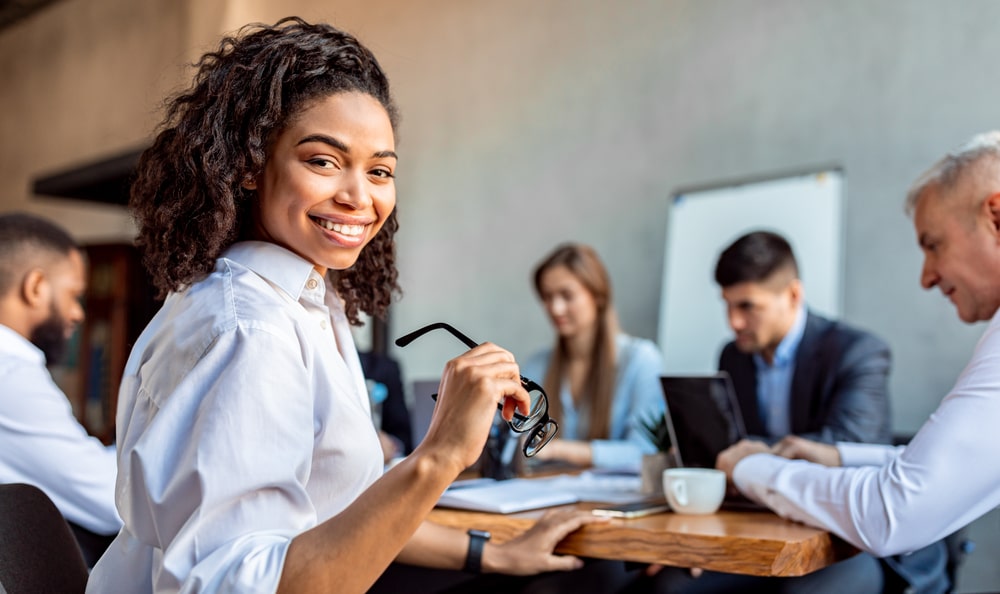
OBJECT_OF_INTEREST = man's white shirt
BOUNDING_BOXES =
[734,308,1000,557]
[0,323,120,534]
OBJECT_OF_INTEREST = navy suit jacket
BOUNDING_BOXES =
[719,310,893,445]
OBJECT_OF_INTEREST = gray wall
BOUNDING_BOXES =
[3,0,999,590]
[369,3,1000,589]
[372,1,999,439]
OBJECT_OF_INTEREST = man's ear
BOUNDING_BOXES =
[20,268,49,309]
[787,278,804,309]
[985,192,1000,238]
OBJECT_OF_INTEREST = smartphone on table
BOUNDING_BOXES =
[591,500,671,518]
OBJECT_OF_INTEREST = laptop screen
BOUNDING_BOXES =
[659,373,747,468]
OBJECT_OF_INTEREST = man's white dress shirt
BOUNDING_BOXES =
[87,242,383,593]
[0,323,120,534]
[734,308,1000,557]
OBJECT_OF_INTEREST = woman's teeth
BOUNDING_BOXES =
[314,218,364,236]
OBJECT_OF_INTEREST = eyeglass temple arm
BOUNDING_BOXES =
[394,322,480,350]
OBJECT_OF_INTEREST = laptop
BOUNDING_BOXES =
[659,373,766,510]
[659,373,746,468]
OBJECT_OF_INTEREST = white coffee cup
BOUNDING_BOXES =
[662,468,726,515]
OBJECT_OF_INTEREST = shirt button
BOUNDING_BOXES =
[320,319,328,330]
[306,278,319,290]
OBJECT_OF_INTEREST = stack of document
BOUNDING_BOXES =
[437,471,645,514]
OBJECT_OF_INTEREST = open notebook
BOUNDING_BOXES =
[436,471,646,514]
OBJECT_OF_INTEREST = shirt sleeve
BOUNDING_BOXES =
[593,338,666,471]
[733,320,1000,557]
[837,441,903,467]
[0,364,120,534]
[126,323,316,593]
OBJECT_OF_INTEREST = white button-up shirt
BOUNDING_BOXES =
[734,307,1000,557]
[0,324,120,534]
[88,242,383,593]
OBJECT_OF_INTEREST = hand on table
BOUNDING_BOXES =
[483,509,606,575]
[715,439,771,481]
[419,343,531,473]
[770,435,842,467]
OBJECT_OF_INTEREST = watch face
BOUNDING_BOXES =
[468,529,491,540]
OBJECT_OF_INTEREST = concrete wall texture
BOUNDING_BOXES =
[2,0,998,590]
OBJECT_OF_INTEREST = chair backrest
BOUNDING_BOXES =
[0,483,89,594]
[409,379,440,447]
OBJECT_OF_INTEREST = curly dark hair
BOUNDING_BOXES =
[130,16,400,323]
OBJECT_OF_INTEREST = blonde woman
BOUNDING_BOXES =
[522,243,665,472]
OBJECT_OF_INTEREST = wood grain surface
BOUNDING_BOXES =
[428,502,855,577]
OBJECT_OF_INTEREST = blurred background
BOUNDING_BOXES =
[2,1,998,590]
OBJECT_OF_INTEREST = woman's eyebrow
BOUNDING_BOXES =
[297,134,397,160]
[297,133,349,151]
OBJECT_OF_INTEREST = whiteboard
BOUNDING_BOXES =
[657,169,844,373]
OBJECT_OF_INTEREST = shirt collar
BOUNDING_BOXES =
[754,305,807,369]
[222,241,320,301]
[0,323,45,365]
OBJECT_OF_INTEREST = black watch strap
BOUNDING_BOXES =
[464,529,491,573]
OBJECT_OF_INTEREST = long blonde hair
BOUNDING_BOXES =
[533,243,619,440]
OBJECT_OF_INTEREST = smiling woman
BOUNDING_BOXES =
[85,16,600,594]
[247,92,398,277]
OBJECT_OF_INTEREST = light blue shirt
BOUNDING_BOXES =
[520,334,666,471]
[752,306,807,439]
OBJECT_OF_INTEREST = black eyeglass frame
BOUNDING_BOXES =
[394,322,559,457]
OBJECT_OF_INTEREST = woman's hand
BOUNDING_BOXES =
[418,343,531,473]
[482,509,606,575]
[529,439,593,467]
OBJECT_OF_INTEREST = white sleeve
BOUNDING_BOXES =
[837,441,903,467]
[733,320,1000,557]
[0,365,120,534]
[126,325,315,593]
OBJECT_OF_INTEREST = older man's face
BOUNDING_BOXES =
[914,181,1000,323]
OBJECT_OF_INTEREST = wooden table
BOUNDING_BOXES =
[428,502,855,577]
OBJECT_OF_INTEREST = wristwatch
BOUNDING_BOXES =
[463,529,492,573]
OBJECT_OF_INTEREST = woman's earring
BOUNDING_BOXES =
[242,176,257,190]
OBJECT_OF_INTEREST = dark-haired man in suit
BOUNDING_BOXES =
[698,230,945,593]
[715,230,893,447]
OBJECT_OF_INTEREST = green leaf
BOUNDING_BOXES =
[637,411,671,452]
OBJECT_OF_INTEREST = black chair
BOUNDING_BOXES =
[0,483,89,593]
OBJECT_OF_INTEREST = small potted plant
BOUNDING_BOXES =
[637,412,675,494]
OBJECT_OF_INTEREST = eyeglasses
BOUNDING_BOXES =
[395,322,559,457]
